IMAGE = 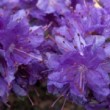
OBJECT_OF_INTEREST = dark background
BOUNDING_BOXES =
[0,83,84,110]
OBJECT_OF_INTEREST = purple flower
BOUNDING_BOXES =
[0,0,109,109]
[0,77,9,103]
[47,46,110,104]
[12,60,48,96]
[36,0,71,14]
[98,0,110,12]
[0,9,44,85]
[104,43,110,57]
[0,9,43,64]
[0,77,8,97]
[12,82,27,96]
[27,60,48,85]
[0,49,15,85]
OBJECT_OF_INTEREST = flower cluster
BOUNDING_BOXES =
[0,0,110,109]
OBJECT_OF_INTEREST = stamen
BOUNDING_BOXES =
[27,95,34,106]
[47,35,56,44]
[34,88,40,97]
[61,97,67,110]
[79,72,83,89]
[78,65,87,92]
[51,88,69,108]
[14,48,42,61]
[43,22,53,31]
[5,103,11,108]
[41,69,53,73]
[84,0,87,7]
[51,95,63,107]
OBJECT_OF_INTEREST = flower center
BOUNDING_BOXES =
[78,64,87,73]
